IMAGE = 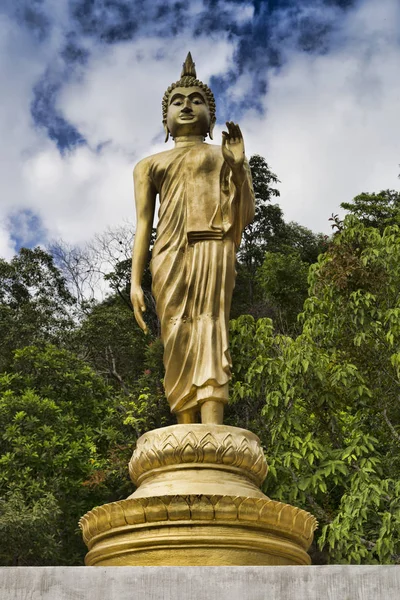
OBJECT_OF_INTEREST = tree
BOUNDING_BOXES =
[72,298,149,392]
[0,345,115,565]
[233,157,326,321]
[239,154,283,268]
[257,251,310,333]
[52,225,159,335]
[0,248,75,371]
[272,221,328,264]
[80,336,173,502]
[103,227,158,336]
[229,216,400,564]
[254,224,328,333]
[50,225,136,313]
[232,155,284,317]
[341,190,400,231]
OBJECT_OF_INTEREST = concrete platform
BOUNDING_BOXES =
[0,566,399,599]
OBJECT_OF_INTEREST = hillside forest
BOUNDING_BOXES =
[1,155,400,565]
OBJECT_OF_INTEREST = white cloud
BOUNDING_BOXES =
[22,144,133,245]
[224,1,254,24]
[58,36,234,156]
[1,0,400,263]
[0,14,50,258]
[40,36,234,243]
[0,23,235,257]
[0,220,15,259]
[241,0,400,232]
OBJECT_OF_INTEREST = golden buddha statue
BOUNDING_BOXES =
[130,53,255,426]
[80,55,317,566]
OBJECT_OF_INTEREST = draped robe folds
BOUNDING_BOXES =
[140,142,254,414]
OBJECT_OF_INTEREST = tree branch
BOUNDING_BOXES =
[106,345,130,395]
[383,408,400,444]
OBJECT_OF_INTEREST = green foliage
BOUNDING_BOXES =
[2,167,399,567]
[0,248,74,371]
[79,336,173,501]
[0,491,62,565]
[257,251,309,333]
[0,345,114,564]
[272,221,328,264]
[73,298,149,390]
[305,217,400,415]
[233,157,326,322]
[341,190,400,231]
[233,155,284,317]
[229,217,400,564]
[240,154,283,268]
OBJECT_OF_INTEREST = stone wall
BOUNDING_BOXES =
[0,566,399,599]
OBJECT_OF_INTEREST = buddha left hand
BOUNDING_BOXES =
[222,121,245,173]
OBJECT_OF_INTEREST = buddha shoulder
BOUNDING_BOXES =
[133,149,168,176]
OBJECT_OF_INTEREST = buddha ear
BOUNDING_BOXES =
[163,123,170,143]
[208,118,216,140]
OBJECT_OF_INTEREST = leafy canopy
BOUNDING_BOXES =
[230,216,400,564]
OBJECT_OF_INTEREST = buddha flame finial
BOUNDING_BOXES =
[181,52,197,78]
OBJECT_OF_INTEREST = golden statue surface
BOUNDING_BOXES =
[80,54,317,566]
[130,52,254,425]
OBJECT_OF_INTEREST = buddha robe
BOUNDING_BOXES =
[137,142,254,414]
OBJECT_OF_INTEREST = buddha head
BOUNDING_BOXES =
[162,52,216,142]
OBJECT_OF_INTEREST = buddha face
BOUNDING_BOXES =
[166,86,211,138]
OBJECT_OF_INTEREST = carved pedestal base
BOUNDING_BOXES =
[80,425,317,566]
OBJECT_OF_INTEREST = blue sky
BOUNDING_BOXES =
[1,0,399,258]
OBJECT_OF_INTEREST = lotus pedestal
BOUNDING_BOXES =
[80,425,317,566]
